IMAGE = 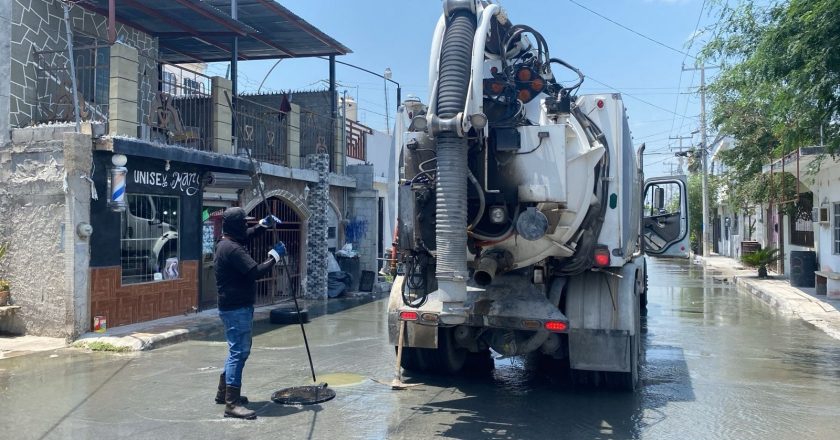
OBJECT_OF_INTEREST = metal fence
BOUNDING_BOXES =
[247,198,303,305]
[235,97,289,166]
[141,59,213,151]
[35,45,111,128]
[346,119,372,161]
[300,110,338,171]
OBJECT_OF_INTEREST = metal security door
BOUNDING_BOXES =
[248,198,303,305]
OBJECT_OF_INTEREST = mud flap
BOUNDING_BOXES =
[566,261,640,373]
[568,329,631,372]
[387,276,439,348]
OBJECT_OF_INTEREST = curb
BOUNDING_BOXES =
[700,256,840,341]
[73,305,281,352]
[70,289,389,352]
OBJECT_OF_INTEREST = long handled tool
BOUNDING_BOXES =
[282,257,317,383]
[224,91,334,405]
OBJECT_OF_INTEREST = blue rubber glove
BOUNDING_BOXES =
[268,241,287,263]
[259,215,282,228]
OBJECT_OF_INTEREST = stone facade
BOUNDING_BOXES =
[305,153,330,299]
[9,0,157,128]
[0,126,92,338]
[1,0,11,145]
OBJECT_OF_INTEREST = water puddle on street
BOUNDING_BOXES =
[315,372,366,387]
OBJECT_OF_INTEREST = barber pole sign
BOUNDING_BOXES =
[109,166,127,212]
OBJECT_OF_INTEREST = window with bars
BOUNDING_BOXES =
[790,193,814,247]
[121,194,180,285]
[834,204,840,255]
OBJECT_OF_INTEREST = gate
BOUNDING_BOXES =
[248,197,303,305]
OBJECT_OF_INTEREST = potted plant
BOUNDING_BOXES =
[0,243,9,306]
[740,247,782,278]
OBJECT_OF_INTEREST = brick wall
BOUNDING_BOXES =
[90,261,198,329]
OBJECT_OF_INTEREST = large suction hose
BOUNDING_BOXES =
[434,9,476,313]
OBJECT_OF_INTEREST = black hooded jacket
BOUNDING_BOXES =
[214,207,276,311]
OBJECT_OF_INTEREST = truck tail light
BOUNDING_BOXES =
[594,245,611,267]
[545,321,568,332]
[399,311,419,321]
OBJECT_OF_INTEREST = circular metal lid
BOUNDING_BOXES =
[271,385,336,405]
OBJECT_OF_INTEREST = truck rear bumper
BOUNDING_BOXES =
[389,275,568,347]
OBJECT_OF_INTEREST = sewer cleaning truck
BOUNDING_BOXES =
[387,0,689,390]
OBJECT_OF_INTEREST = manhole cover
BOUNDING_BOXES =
[271,384,336,405]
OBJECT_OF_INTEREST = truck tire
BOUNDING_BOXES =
[398,346,424,372]
[605,331,639,391]
[640,263,649,316]
[395,328,469,374]
[463,349,494,373]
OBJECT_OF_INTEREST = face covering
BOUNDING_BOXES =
[222,207,249,243]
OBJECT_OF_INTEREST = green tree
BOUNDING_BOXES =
[702,0,840,207]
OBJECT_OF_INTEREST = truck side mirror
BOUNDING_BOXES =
[653,187,665,211]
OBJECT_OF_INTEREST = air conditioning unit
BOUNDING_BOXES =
[815,207,830,223]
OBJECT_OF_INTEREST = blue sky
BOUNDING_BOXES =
[210,0,718,177]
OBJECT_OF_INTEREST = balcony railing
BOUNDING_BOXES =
[234,97,289,166]
[140,58,213,151]
[35,45,111,129]
[346,119,373,161]
[33,45,353,174]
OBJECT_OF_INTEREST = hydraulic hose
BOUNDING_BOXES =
[434,10,476,292]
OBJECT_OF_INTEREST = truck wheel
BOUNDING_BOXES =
[416,327,467,374]
[397,346,424,373]
[463,349,494,373]
[639,267,649,316]
[606,332,639,391]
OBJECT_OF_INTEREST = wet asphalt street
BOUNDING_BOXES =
[2,258,840,440]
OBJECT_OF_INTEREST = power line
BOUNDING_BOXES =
[585,75,694,118]
[669,0,707,139]
[567,0,697,60]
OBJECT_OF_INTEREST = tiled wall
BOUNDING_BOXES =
[89,261,198,329]
[305,153,330,298]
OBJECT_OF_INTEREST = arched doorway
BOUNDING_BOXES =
[247,197,303,305]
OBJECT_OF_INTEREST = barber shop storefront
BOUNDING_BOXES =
[89,152,205,328]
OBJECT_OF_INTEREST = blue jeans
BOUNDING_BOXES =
[219,305,254,388]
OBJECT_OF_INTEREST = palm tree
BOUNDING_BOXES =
[741,247,782,278]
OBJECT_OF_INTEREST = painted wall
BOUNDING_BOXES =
[346,164,379,274]
[812,159,840,273]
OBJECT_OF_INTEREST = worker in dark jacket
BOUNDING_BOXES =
[214,207,285,420]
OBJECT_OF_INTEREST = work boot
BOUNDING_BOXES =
[215,373,248,404]
[224,386,256,420]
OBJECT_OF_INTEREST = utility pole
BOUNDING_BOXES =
[670,134,693,175]
[683,64,717,257]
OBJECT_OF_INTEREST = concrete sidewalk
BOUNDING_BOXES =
[1,278,392,358]
[701,254,840,340]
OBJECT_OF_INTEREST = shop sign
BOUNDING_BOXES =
[132,170,201,196]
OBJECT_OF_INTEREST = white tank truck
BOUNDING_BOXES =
[388,0,690,390]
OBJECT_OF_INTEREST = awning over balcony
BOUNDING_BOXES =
[77,0,350,63]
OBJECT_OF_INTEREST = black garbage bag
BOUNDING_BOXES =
[327,271,353,298]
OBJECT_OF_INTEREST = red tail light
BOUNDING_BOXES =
[594,246,611,267]
[399,311,419,321]
[545,321,568,332]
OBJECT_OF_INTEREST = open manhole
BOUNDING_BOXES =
[271,384,336,405]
